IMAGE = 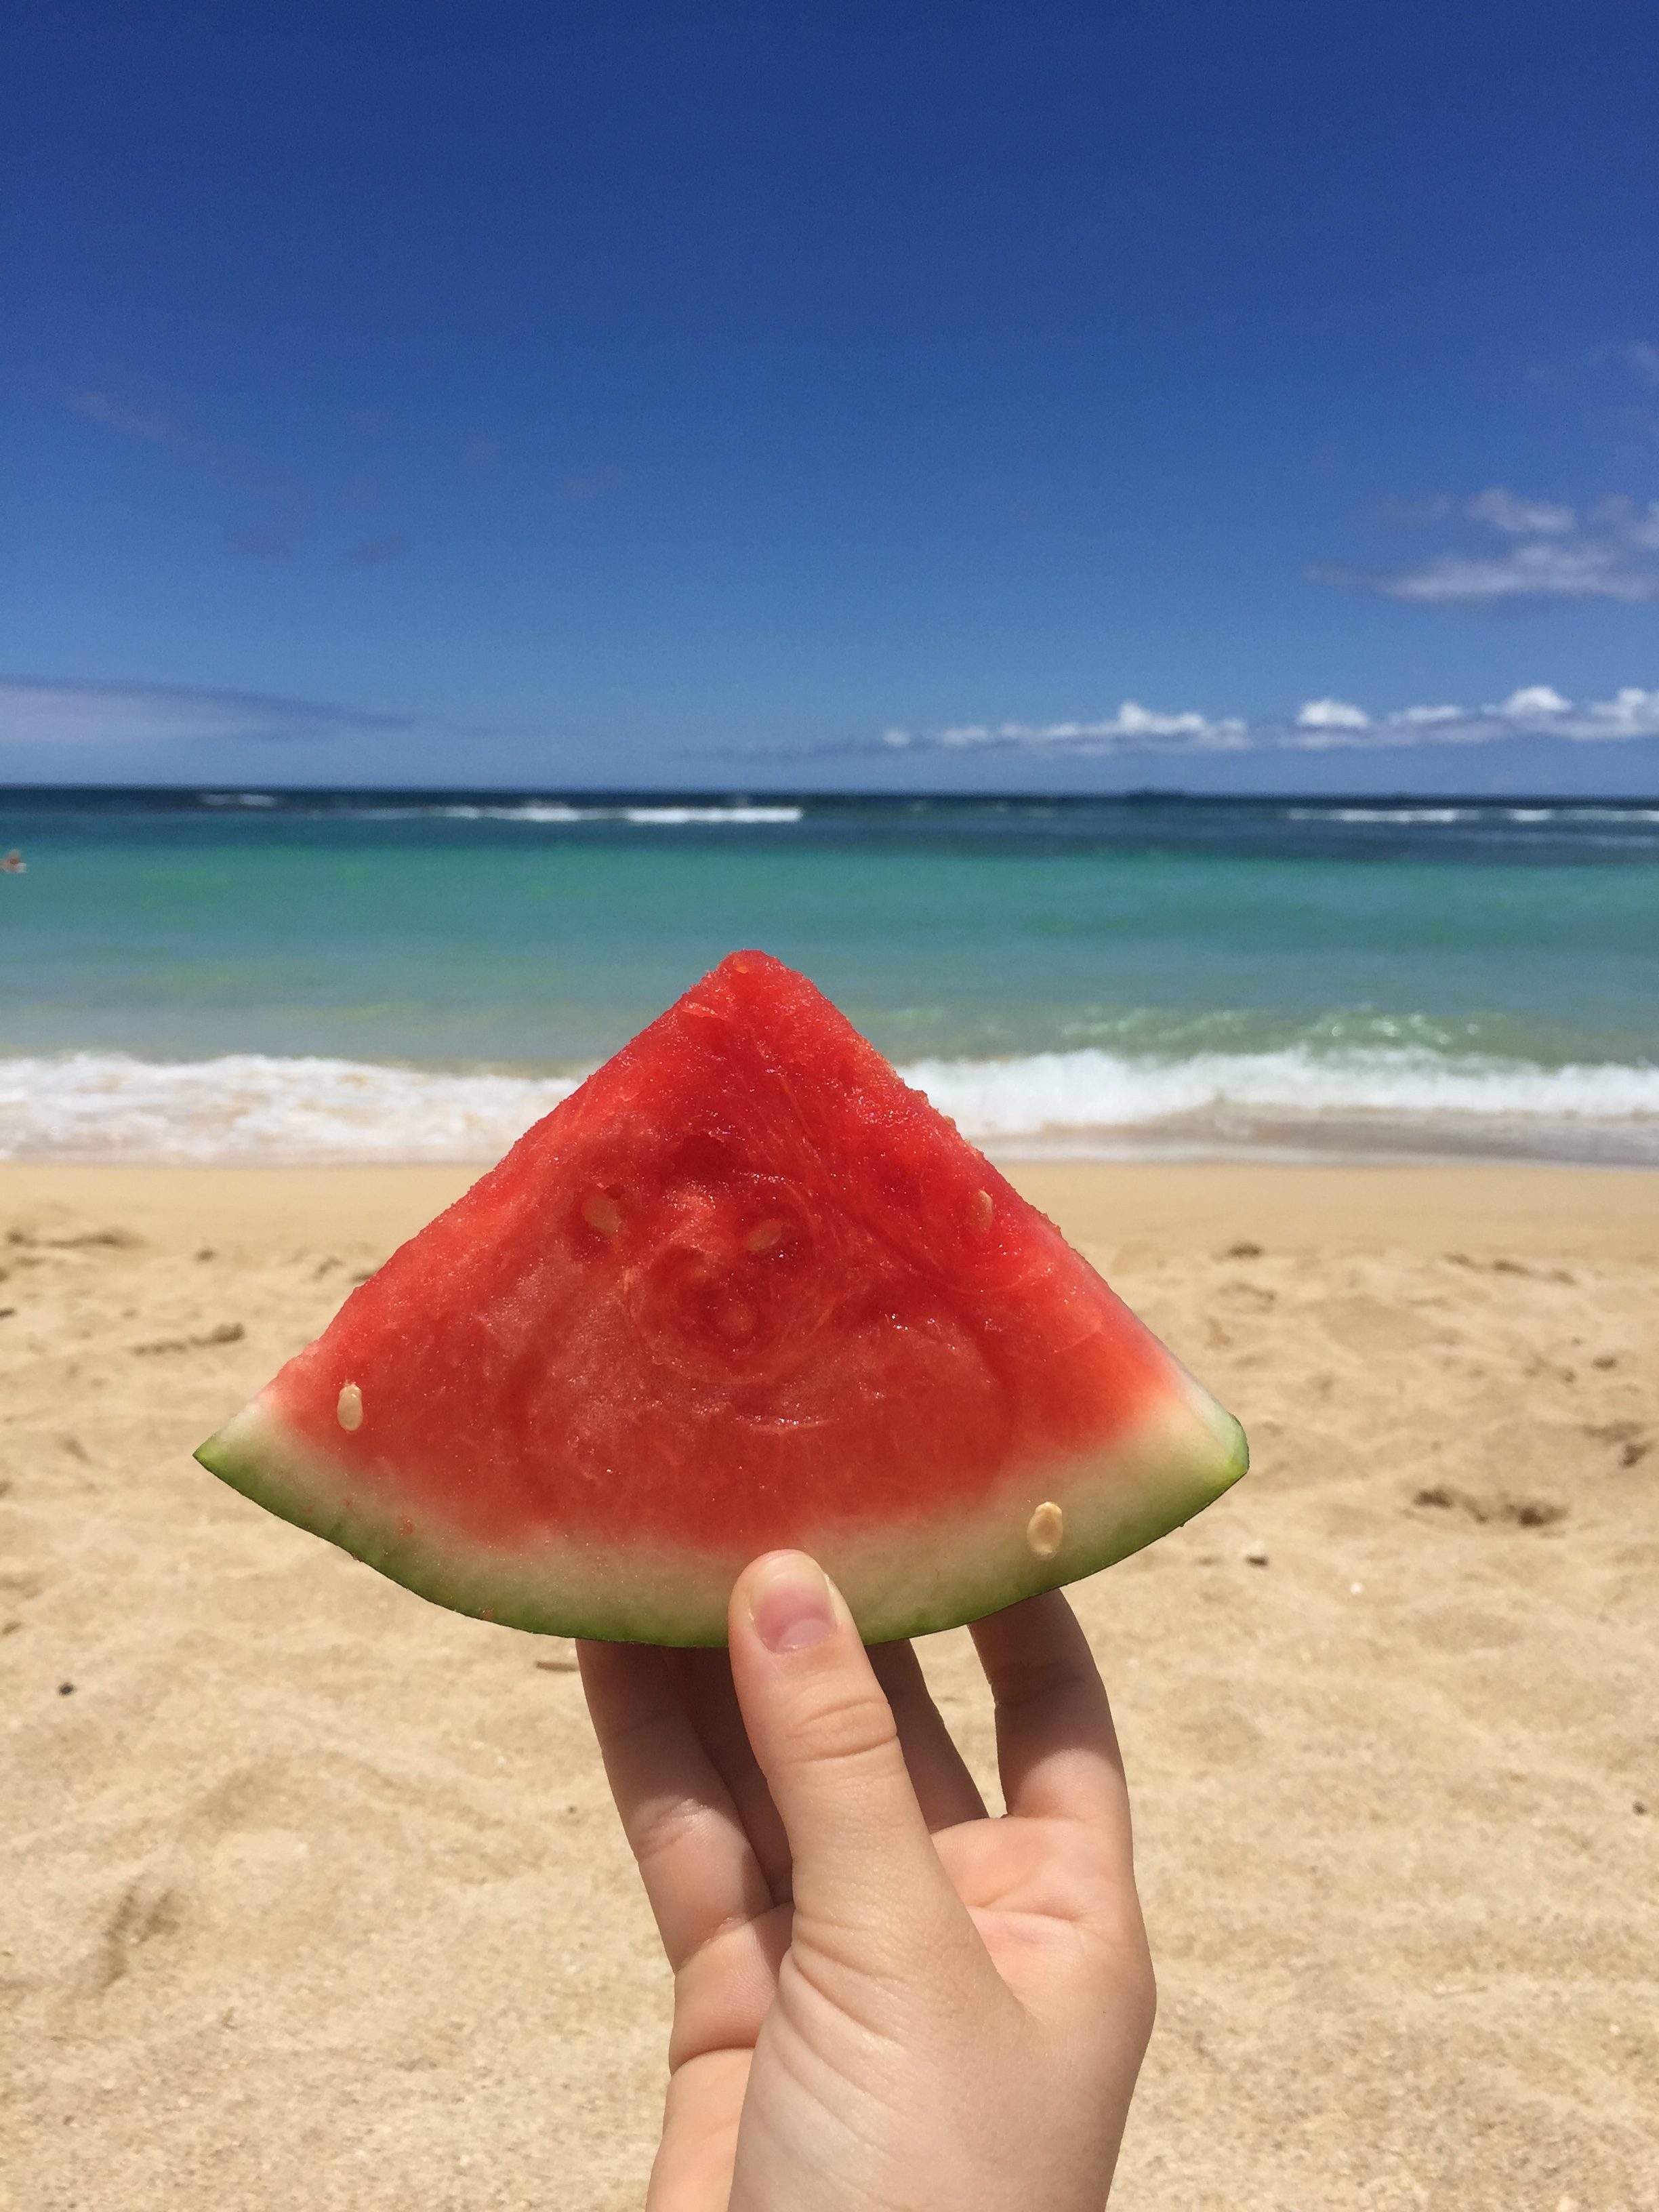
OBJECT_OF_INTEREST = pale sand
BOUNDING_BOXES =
[2,1162,1656,2212]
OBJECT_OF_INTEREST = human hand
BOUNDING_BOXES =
[578,1551,1155,2211]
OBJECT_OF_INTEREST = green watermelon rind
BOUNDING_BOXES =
[195,1382,1247,1646]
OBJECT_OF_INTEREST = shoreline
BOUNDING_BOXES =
[9,1044,1659,1178]
[7,1113,1659,1174]
[4,1155,1657,1261]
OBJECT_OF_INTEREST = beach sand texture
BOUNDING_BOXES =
[2,1161,1656,2212]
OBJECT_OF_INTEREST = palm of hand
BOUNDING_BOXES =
[581,1586,1153,2212]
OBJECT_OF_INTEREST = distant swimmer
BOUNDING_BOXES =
[0,850,24,874]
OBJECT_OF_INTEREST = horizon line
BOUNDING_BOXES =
[5,780,1659,808]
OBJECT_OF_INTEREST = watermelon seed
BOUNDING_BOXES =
[337,1382,364,1431]
[745,1219,785,1253]
[582,1193,623,1238]
[968,1189,994,1234]
[1025,1500,1064,1559]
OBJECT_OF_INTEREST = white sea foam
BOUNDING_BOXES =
[431,803,588,823]
[331,802,805,825]
[0,1054,584,1164]
[903,1046,1659,1136]
[621,805,803,824]
[1287,806,1470,825]
[1284,803,1659,826]
[2,1046,1656,1165]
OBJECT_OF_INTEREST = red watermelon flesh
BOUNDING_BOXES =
[196,951,1246,1644]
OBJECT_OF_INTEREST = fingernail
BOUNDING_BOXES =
[747,1553,836,1655]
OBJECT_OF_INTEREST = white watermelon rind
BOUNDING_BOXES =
[194,1378,1247,1646]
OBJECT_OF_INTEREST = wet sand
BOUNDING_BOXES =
[2,1161,1656,2211]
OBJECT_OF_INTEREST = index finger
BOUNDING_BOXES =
[968,1589,1134,1852]
[577,1639,775,1972]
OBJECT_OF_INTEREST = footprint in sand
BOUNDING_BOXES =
[1412,1484,1565,1528]
[131,1322,245,1356]
[81,1874,185,1997]
[1315,1294,1446,1357]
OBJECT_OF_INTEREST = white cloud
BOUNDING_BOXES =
[1313,485,1659,606]
[869,685,1659,758]
[1593,493,1659,548]
[1567,684,1659,736]
[884,703,1254,755]
[1498,684,1572,716]
[0,678,409,747]
[1465,488,1576,535]
[1296,697,1371,730]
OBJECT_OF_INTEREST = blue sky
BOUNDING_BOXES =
[3,0,1657,792]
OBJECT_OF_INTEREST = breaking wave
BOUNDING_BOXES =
[905,1045,1659,1137]
[1284,804,1659,825]
[425,804,805,825]
[3,1046,1656,1165]
[201,797,806,825]
[0,1055,585,1164]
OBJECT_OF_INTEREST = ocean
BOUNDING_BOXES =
[3,785,1658,1166]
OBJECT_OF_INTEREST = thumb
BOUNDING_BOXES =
[727,1552,966,1944]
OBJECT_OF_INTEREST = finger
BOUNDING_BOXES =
[867,1641,987,1831]
[663,1646,794,1902]
[578,1639,773,1970]
[969,1590,1134,1851]
[646,2049,749,2212]
[726,1553,969,1942]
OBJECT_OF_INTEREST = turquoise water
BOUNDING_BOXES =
[3,790,1658,1161]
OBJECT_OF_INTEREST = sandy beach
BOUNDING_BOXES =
[2,1158,1655,2212]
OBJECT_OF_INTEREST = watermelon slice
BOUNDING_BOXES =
[196,952,1246,1644]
